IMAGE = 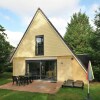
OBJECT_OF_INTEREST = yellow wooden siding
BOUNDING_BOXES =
[57,56,72,81]
[14,9,72,58]
[72,58,87,84]
[13,56,87,84]
[57,56,87,84]
[13,58,25,76]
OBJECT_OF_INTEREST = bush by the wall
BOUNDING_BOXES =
[5,66,12,72]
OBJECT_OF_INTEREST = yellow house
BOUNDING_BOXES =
[10,8,87,84]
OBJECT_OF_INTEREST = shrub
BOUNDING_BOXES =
[5,66,12,72]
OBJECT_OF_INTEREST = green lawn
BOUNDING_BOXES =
[0,72,100,100]
[0,72,12,85]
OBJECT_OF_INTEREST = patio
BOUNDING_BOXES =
[0,80,63,94]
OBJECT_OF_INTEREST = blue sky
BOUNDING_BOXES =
[0,0,100,47]
[0,8,23,31]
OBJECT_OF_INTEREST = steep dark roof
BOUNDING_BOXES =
[77,54,90,70]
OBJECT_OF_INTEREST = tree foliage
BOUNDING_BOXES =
[89,8,100,81]
[64,11,93,54]
[0,25,14,72]
[64,10,100,81]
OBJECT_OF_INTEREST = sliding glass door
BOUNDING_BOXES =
[26,60,57,81]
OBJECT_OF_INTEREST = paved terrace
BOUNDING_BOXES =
[0,80,63,94]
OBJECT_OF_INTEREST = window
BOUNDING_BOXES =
[35,35,44,55]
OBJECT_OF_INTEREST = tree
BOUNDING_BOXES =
[0,25,14,72]
[89,8,100,81]
[64,11,93,54]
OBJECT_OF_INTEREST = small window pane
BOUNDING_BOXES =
[35,35,44,55]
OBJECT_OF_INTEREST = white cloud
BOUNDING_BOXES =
[0,12,11,21]
[0,0,81,27]
[50,17,67,36]
[88,3,99,17]
[4,16,11,20]
[6,30,24,47]
[33,0,80,15]
[0,0,34,16]
[91,4,99,12]
[0,0,82,34]
[1,0,99,46]
[86,3,99,28]
[0,0,85,46]
[22,16,32,26]
[0,0,80,16]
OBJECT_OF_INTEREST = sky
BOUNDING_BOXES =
[0,0,100,47]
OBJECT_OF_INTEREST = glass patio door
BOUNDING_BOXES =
[40,61,46,79]
[26,60,57,81]
[40,60,57,81]
[26,61,41,79]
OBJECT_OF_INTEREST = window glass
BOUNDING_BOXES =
[36,35,44,55]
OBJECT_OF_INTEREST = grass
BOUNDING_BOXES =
[0,72,12,85]
[0,72,100,100]
[0,89,48,100]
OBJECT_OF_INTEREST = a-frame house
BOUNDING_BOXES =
[10,8,87,84]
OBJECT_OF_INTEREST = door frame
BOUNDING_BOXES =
[25,59,57,81]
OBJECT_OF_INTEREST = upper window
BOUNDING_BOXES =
[35,35,44,55]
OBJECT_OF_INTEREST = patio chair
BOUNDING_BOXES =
[12,76,19,85]
[73,80,84,89]
[24,74,33,85]
[19,76,26,86]
[62,79,74,87]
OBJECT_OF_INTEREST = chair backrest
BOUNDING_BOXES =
[75,80,84,84]
[12,76,19,81]
[19,76,25,81]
